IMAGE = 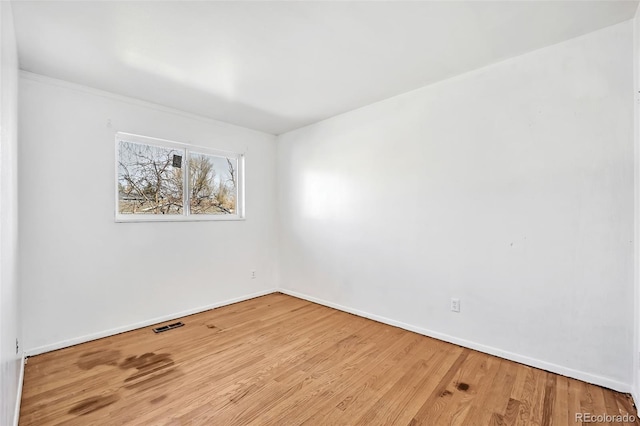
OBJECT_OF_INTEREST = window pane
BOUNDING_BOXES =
[188,153,237,215]
[118,141,184,215]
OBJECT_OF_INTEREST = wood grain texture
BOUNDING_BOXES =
[19,293,638,425]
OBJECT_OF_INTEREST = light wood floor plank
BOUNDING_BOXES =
[19,293,639,425]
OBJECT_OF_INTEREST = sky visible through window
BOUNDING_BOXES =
[118,141,237,215]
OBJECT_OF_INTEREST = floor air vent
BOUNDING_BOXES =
[153,322,184,333]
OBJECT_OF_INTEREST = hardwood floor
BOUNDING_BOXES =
[20,293,638,425]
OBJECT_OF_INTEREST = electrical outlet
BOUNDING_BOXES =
[251,270,256,279]
[450,298,460,313]
[16,338,19,355]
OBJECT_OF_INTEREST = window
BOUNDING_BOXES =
[116,133,244,222]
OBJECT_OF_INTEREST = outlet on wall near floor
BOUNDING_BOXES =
[251,270,256,279]
[451,298,460,313]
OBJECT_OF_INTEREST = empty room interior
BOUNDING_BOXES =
[4,0,640,424]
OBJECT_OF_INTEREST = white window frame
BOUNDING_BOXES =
[115,132,245,222]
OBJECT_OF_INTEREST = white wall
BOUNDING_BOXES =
[19,73,278,354]
[277,21,634,390]
[0,1,21,425]
[634,4,640,405]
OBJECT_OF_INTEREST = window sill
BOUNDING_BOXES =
[115,214,245,223]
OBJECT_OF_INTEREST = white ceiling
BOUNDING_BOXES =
[11,1,639,135]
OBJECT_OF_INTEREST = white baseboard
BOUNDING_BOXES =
[25,288,278,356]
[279,288,632,393]
[13,354,25,426]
